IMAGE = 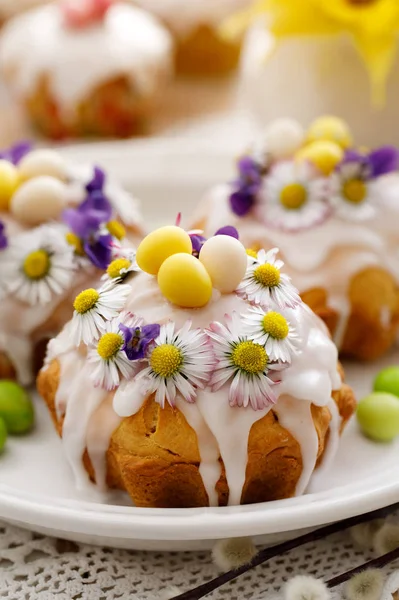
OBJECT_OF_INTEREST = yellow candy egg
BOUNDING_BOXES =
[199,235,247,294]
[307,115,353,150]
[10,176,67,225]
[158,253,212,308]
[136,226,193,275]
[18,149,68,182]
[0,160,19,210]
[296,140,344,175]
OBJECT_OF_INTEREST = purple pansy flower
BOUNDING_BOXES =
[190,233,207,258]
[339,146,399,180]
[86,166,106,194]
[229,156,263,217]
[120,322,160,361]
[0,141,32,165]
[63,190,114,269]
[0,221,7,250]
[190,226,239,258]
[215,226,239,239]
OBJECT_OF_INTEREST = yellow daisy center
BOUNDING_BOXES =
[342,178,367,204]
[107,220,126,241]
[73,288,100,314]
[150,344,183,378]
[23,249,50,280]
[107,258,131,279]
[232,340,268,374]
[280,183,307,210]
[254,263,281,288]
[246,248,258,259]
[65,232,84,256]
[97,332,123,360]
[262,312,289,340]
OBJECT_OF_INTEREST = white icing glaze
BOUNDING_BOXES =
[0,4,173,114]
[308,397,341,492]
[274,397,318,496]
[0,161,142,384]
[58,357,107,491]
[132,0,251,36]
[194,182,399,348]
[86,395,122,491]
[47,269,342,506]
[176,397,221,507]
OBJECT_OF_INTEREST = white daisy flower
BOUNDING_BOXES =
[101,248,140,284]
[4,224,76,306]
[71,282,131,346]
[329,161,379,221]
[260,160,330,231]
[88,313,141,390]
[241,305,300,363]
[237,248,300,309]
[134,321,215,408]
[207,313,286,411]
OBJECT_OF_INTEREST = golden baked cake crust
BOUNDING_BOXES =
[38,358,356,508]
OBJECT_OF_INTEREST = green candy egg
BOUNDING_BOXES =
[357,392,399,442]
[374,366,399,398]
[0,381,34,434]
[0,418,7,452]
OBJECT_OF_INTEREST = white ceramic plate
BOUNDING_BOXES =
[1,140,398,551]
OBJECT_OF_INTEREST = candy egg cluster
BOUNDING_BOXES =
[0,148,69,225]
[262,115,351,175]
[136,225,248,308]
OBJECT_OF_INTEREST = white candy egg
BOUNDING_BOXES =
[18,149,68,182]
[10,176,67,225]
[199,235,247,294]
[262,118,305,159]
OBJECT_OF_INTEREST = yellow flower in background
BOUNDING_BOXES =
[224,0,399,105]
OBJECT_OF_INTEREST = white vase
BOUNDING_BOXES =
[239,24,399,146]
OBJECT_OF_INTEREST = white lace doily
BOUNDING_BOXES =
[1,519,398,600]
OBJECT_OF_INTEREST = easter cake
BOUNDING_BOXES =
[131,0,249,76]
[0,0,173,139]
[191,116,399,361]
[0,142,143,384]
[37,225,355,508]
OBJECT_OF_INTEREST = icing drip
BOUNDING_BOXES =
[309,397,342,492]
[86,396,122,491]
[176,397,221,507]
[196,388,270,506]
[0,4,173,114]
[48,271,343,506]
[274,397,318,496]
[58,358,107,491]
[0,333,32,385]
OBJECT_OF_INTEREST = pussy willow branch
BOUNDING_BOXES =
[327,545,399,588]
[169,502,399,600]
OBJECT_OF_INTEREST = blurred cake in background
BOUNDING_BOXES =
[0,0,50,26]
[235,0,399,146]
[0,142,143,384]
[191,116,399,361]
[0,0,173,139]
[132,0,250,76]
